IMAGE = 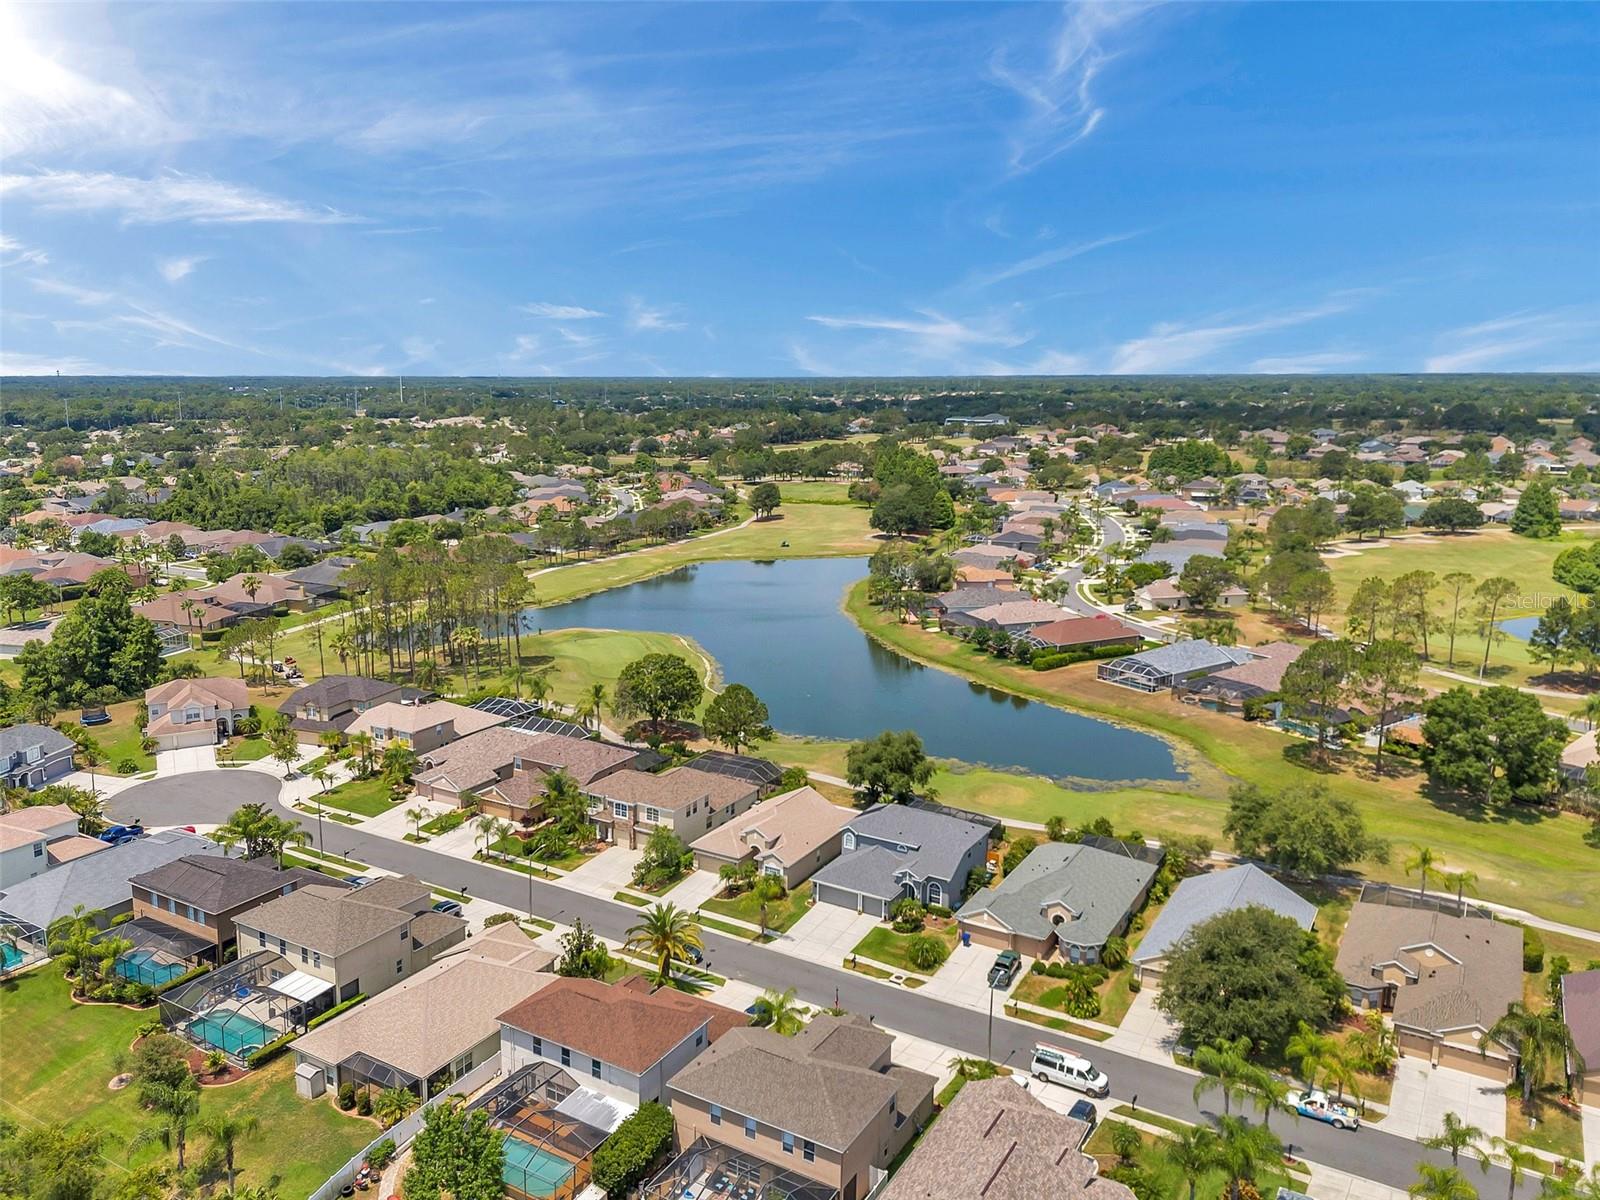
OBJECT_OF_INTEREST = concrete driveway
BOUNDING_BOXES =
[774,903,880,964]
[1376,1057,1506,1141]
[1106,985,1183,1064]
[668,869,724,911]
[561,846,642,897]
[155,745,217,776]
[919,938,1006,1009]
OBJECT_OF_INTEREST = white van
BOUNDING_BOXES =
[1031,1044,1110,1097]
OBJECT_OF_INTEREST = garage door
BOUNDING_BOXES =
[1437,1042,1514,1082]
[963,923,1012,950]
[814,883,865,912]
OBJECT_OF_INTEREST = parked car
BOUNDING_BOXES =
[988,950,1022,989]
[1030,1044,1109,1097]
[1291,1090,1359,1130]
[1066,1098,1098,1142]
[97,823,144,846]
[346,876,372,888]
[431,899,465,917]
[685,944,704,965]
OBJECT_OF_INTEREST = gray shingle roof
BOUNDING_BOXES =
[1133,864,1317,964]
[958,841,1157,947]
[129,855,324,914]
[1560,969,1600,1068]
[0,831,222,929]
[0,723,75,760]
[238,875,442,956]
[1108,640,1255,676]
[811,804,990,896]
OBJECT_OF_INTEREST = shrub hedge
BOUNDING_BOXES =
[1030,642,1136,672]
[307,993,368,1030]
[590,1102,674,1196]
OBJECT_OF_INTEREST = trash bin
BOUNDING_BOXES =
[961,931,971,947]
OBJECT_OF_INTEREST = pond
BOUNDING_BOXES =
[1498,616,1540,642]
[527,558,1182,785]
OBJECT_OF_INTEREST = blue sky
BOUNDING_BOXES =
[1,2,1596,377]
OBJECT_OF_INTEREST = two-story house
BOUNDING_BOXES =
[665,1014,935,1200]
[144,677,252,751]
[129,854,327,959]
[0,804,104,889]
[277,675,427,745]
[497,975,746,1107]
[690,785,853,889]
[0,724,77,790]
[233,875,465,1008]
[343,700,508,756]
[583,766,758,850]
[810,804,993,917]
[411,728,640,814]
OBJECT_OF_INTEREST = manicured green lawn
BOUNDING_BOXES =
[852,922,960,974]
[0,968,373,1198]
[219,734,274,762]
[314,774,397,817]
[86,700,154,774]
[1086,1119,1307,1199]
[700,886,813,934]
[421,809,468,835]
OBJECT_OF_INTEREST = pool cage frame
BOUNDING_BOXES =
[158,949,315,1064]
[467,1063,611,1200]
[101,917,211,987]
[0,915,47,976]
[639,1137,841,1200]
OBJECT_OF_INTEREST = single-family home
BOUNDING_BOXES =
[1561,730,1598,784]
[278,675,427,744]
[0,805,104,888]
[1335,897,1522,1080]
[1131,864,1317,979]
[1559,969,1600,1106]
[498,975,746,1107]
[344,699,510,756]
[665,1014,935,1200]
[1024,614,1143,653]
[0,830,220,934]
[690,786,853,888]
[293,921,556,1100]
[281,556,358,602]
[958,839,1159,963]
[878,1076,1128,1200]
[233,874,466,1007]
[1174,642,1304,709]
[0,724,76,790]
[144,677,252,750]
[959,600,1073,635]
[585,765,759,848]
[129,854,326,958]
[412,728,550,809]
[1097,640,1258,692]
[810,804,992,916]
[926,583,1018,624]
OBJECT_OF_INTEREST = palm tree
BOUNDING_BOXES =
[373,1087,420,1128]
[405,806,428,841]
[1410,1164,1480,1200]
[1238,1066,1292,1130]
[624,902,703,987]
[312,767,333,794]
[318,730,346,760]
[129,1078,200,1170]
[349,731,375,776]
[1164,1124,1219,1200]
[1192,1036,1255,1118]
[751,987,804,1036]
[330,630,355,673]
[1491,1139,1540,1200]
[1405,845,1441,898]
[585,683,607,730]
[1488,1003,1584,1105]
[1439,869,1480,917]
[1285,1021,1338,1090]
[197,1112,260,1193]
[1585,692,1600,731]
[1423,1112,1488,1173]
[1214,1115,1282,1200]
[308,622,327,676]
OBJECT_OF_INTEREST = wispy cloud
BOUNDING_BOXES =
[0,170,357,225]
[0,234,49,268]
[522,301,607,320]
[967,230,1141,289]
[627,298,686,332]
[31,276,116,306]
[0,350,130,375]
[1109,297,1358,373]
[1423,310,1600,372]
[807,308,1028,351]
[159,255,207,283]
[988,3,1150,174]
[1249,351,1365,373]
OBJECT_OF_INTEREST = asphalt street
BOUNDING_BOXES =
[112,772,1509,1195]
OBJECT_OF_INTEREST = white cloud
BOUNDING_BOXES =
[967,230,1140,288]
[626,298,687,332]
[988,3,1150,174]
[0,234,49,268]
[0,351,119,375]
[1249,352,1365,373]
[521,302,607,320]
[1423,310,1600,373]
[31,276,116,306]
[807,308,1029,352]
[0,171,356,225]
[159,255,207,283]
[1109,299,1356,373]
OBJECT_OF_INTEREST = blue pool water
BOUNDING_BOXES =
[0,943,26,972]
[502,1137,576,1198]
[114,949,187,986]
[184,1013,278,1056]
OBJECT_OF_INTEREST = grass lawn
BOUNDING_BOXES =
[700,887,812,934]
[0,969,373,1198]
[1505,1086,1586,1161]
[1325,528,1599,688]
[314,774,399,818]
[530,499,881,605]
[85,701,155,774]
[842,580,1600,928]
[852,921,960,975]
[421,809,468,836]
[1087,1119,1307,1199]
[219,734,274,762]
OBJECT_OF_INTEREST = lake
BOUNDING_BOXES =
[527,558,1182,784]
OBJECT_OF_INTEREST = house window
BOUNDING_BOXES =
[612,801,629,819]
[782,1132,794,1155]
[560,1047,571,1067]
[257,931,266,948]
[926,882,943,906]
[32,842,43,858]
[590,1058,601,1080]
[184,706,201,723]
[710,1104,721,1126]
[842,831,856,851]
[744,1117,756,1140]
[802,1140,815,1162]
[313,951,321,968]
[300,946,309,963]
[277,938,287,955]
[453,1052,474,1079]
[643,806,660,824]
[395,959,403,975]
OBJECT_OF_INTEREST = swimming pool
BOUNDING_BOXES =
[502,1137,576,1198]
[114,949,188,986]
[184,1012,279,1056]
[0,943,26,973]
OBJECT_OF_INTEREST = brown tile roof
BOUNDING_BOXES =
[146,676,250,711]
[879,1077,1125,1200]
[498,976,746,1074]
[46,835,110,865]
[587,766,756,813]
[690,786,852,868]
[511,732,641,785]
[414,728,538,791]
[1027,615,1142,649]
[347,699,508,739]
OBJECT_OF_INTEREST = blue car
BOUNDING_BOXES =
[98,824,144,846]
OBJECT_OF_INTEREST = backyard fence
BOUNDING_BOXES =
[306,1055,505,1200]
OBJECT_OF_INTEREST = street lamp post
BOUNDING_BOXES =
[986,980,995,1065]
[315,802,324,857]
